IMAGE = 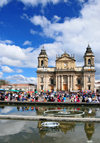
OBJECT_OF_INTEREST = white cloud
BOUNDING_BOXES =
[0,116,37,137]
[0,0,10,7]
[1,66,14,73]
[16,69,23,73]
[0,40,13,44]
[1,107,13,114]
[19,0,68,7]
[6,74,37,84]
[78,0,85,3]
[0,43,26,60]
[27,0,100,80]
[0,72,3,78]
[1,0,100,80]
[21,13,29,19]
[53,15,61,23]
[0,43,39,68]
[30,15,50,28]
[23,40,32,46]
[29,0,100,71]
[30,29,38,35]
[0,57,22,67]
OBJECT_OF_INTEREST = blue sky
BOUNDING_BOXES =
[0,0,100,84]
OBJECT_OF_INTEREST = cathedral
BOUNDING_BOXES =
[37,45,95,92]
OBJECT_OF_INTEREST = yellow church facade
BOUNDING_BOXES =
[37,45,95,92]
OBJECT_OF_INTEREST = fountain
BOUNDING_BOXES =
[44,109,84,117]
[41,122,60,128]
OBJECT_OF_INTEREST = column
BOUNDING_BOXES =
[45,74,48,91]
[93,74,95,91]
[37,75,39,91]
[44,74,46,90]
[84,74,85,91]
[44,73,47,90]
[70,75,72,92]
[60,75,61,91]
[56,75,58,91]
[61,75,63,91]
[82,75,84,91]
[57,76,59,91]
[72,75,75,91]
[38,75,40,91]
[58,76,60,91]
[68,76,69,91]
[72,76,73,91]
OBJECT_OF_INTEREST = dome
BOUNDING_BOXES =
[84,44,94,57]
[39,46,47,56]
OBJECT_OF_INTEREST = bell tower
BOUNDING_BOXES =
[83,44,95,91]
[38,46,48,68]
[84,44,95,67]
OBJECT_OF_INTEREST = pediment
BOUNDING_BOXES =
[56,55,75,62]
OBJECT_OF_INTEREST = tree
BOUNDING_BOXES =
[0,79,10,88]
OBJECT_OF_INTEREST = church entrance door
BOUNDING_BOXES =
[63,84,68,91]
[51,86,54,90]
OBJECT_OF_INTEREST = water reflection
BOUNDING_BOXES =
[38,120,95,142]
[84,123,94,142]
[38,120,76,139]
[0,105,99,118]
[59,122,75,133]
[0,118,96,143]
[83,108,96,117]
[0,106,100,143]
[15,106,99,118]
[38,121,60,138]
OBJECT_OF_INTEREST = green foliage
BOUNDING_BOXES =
[0,79,9,87]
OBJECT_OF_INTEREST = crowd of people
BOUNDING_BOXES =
[0,90,100,103]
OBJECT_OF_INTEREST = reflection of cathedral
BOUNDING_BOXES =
[37,45,95,91]
[38,120,94,141]
[38,121,76,138]
[84,123,94,141]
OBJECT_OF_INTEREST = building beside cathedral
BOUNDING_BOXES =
[37,45,95,92]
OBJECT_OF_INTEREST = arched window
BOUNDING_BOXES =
[51,79,54,84]
[41,77,44,83]
[77,79,81,85]
[88,76,91,83]
[41,60,44,67]
[41,85,43,90]
[88,85,91,90]
[50,78,54,85]
[88,59,91,65]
